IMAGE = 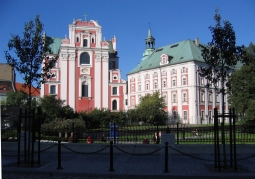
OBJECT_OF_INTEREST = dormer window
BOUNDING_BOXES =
[160,54,169,65]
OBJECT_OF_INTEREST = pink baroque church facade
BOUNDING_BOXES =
[41,19,127,112]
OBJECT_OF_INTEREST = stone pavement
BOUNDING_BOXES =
[2,144,255,179]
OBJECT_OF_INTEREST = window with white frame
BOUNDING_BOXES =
[131,97,135,106]
[201,92,205,102]
[163,80,167,88]
[145,74,149,79]
[125,99,128,105]
[154,72,158,77]
[172,69,176,74]
[201,111,205,120]
[138,76,141,81]
[182,67,186,73]
[216,94,219,103]
[138,84,141,91]
[162,70,166,76]
[112,100,117,110]
[82,82,89,97]
[163,94,167,104]
[162,57,167,64]
[112,87,117,95]
[80,52,90,65]
[50,85,56,94]
[183,111,187,120]
[201,77,204,85]
[172,93,177,103]
[209,93,212,102]
[172,79,176,87]
[154,81,157,89]
[83,39,88,47]
[183,92,187,102]
[182,77,186,85]
[146,82,149,90]
[76,36,80,42]
[91,37,95,43]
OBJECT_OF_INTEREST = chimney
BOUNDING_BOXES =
[195,38,199,46]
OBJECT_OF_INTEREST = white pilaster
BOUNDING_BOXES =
[68,52,76,109]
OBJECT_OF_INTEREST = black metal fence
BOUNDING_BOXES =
[2,123,255,144]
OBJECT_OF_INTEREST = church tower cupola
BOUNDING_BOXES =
[145,28,155,49]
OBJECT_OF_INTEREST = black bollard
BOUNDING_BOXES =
[57,140,63,170]
[164,142,169,173]
[109,141,115,172]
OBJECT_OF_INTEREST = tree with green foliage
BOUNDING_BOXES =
[136,91,168,125]
[3,90,38,109]
[199,8,246,168]
[229,43,255,120]
[4,15,57,113]
[38,95,64,121]
[199,8,245,115]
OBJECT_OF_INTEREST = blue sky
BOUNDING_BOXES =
[0,0,254,83]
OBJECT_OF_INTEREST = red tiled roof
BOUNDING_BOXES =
[15,82,40,97]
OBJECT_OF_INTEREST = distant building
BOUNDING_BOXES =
[127,29,230,124]
[0,63,15,102]
[41,19,127,112]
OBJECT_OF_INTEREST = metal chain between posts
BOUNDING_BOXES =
[113,145,164,156]
[167,145,214,162]
[236,154,255,161]
[2,143,58,157]
[168,145,255,162]
[61,144,109,154]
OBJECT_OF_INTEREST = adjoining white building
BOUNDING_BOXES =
[127,29,230,124]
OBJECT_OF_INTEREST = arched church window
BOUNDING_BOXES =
[80,52,90,65]
[112,100,117,110]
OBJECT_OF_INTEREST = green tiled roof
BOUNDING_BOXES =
[128,39,205,75]
[49,37,63,54]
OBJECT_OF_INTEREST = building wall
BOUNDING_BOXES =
[41,19,126,112]
[127,60,228,124]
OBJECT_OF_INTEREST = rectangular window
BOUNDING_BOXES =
[201,111,204,120]
[173,94,176,103]
[183,93,187,102]
[131,85,134,92]
[172,69,176,74]
[131,98,135,106]
[201,92,205,102]
[82,84,88,97]
[201,77,204,85]
[163,95,167,104]
[112,87,117,95]
[216,94,219,103]
[146,83,149,90]
[50,85,56,94]
[138,84,141,91]
[163,81,166,88]
[183,111,187,120]
[183,78,186,85]
[182,67,186,73]
[125,99,128,105]
[154,82,157,89]
[172,79,176,87]
[209,94,212,102]
[83,39,88,47]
